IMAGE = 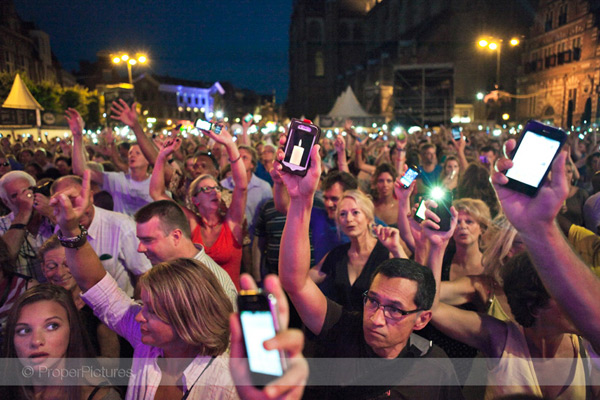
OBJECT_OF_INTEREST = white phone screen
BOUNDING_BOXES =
[506,131,561,188]
[240,310,283,377]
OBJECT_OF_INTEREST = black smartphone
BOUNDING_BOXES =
[413,199,427,223]
[238,290,287,387]
[451,126,462,140]
[504,120,567,197]
[400,166,420,188]
[280,118,321,176]
[195,119,222,134]
[432,189,453,232]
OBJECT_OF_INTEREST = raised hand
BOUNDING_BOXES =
[50,170,92,235]
[373,225,405,258]
[274,134,321,200]
[491,139,568,233]
[65,108,84,138]
[159,136,182,158]
[230,274,308,400]
[201,123,234,146]
[421,201,458,246]
[110,99,138,128]
[333,135,346,155]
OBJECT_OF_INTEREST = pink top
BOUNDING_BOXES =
[192,222,242,290]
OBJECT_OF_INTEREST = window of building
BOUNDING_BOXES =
[315,51,324,77]
[308,20,323,43]
[545,11,553,32]
[558,4,567,26]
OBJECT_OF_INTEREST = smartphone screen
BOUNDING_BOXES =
[414,199,427,223]
[400,167,419,188]
[239,310,283,377]
[451,126,462,140]
[506,130,561,188]
[195,119,212,131]
[281,119,321,176]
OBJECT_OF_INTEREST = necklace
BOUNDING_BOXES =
[202,218,221,229]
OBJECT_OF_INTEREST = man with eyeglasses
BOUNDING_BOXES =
[276,145,462,399]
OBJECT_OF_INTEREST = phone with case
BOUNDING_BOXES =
[280,119,321,176]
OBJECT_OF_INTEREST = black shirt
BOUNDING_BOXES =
[304,298,464,400]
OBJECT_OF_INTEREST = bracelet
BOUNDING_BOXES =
[9,223,26,230]
[229,154,242,163]
[57,225,88,249]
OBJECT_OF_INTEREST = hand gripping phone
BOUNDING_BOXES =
[280,119,321,176]
[400,166,420,188]
[504,120,567,196]
[195,118,223,134]
[238,290,287,387]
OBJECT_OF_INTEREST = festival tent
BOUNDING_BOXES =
[318,86,384,128]
[2,73,44,136]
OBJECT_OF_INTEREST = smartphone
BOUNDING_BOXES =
[195,119,222,134]
[244,114,254,123]
[400,166,419,188]
[432,189,453,232]
[280,118,321,176]
[504,120,567,196]
[238,290,287,387]
[451,126,462,140]
[414,199,427,223]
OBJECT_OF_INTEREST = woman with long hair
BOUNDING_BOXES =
[150,127,248,289]
[371,163,399,227]
[1,284,120,400]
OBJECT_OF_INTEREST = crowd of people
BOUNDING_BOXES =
[1,102,600,399]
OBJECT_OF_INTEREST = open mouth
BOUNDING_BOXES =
[29,352,49,359]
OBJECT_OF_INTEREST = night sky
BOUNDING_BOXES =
[13,0,292,102]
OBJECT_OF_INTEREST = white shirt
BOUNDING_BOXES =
[81,273,239,400]
[87,206,152,296]
[102,171,154,216]
[193,244,238,310]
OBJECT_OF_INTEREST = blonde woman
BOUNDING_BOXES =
[310,190,407,311]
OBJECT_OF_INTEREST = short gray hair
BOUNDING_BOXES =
[0,170,36,210]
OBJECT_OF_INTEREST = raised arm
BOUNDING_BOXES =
[394,173,416,253]
[150,138,180,201]
[492,141,600,350]
[422,205,506,357]
[110,100,159,165]
[272,167,290,215]
[49,170,107,292]
[276,142,328,335]
[65,108,103,186]
[205,126,248,231]
[333,135,349,173]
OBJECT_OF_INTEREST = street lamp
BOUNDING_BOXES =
[477,36,520,89]
[112,53,148,85]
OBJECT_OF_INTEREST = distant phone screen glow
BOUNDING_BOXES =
[240,310,283,377]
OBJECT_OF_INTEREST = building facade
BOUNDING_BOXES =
[0,0,62,84]
[516,0,600,128]
[289,0,535,124]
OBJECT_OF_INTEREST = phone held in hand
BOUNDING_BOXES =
[400,166,420,188]
[413,189,453,231]
[194,118,222,134]
[413,199,427,223]
[451,126,462,140]
[504,120,567,197]
[238,290,287,388]
[280,118,322,176]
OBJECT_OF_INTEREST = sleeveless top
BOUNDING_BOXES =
[192,222,242,290]
[485,322,587,400]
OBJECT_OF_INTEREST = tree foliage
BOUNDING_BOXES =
[0,71,99,125]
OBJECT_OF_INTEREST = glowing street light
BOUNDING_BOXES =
[477,36,521,89]
[112,52,148,85]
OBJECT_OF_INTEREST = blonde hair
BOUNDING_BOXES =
[137,258,232,356]
[481,214,518,283]
[335,190,375,236]
[452,198,491,233]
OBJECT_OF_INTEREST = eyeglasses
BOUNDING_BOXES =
[362,291,422,320]
[194,185,221,195]
[0,162,9,167]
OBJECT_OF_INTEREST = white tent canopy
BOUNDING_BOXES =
[326,86,369,118]
[2,73,44,110]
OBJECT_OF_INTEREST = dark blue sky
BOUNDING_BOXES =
[14,0,292,102]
